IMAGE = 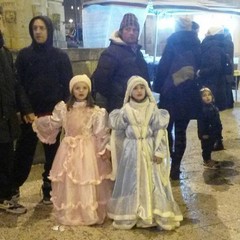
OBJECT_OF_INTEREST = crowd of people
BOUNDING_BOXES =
[0,9,235,232]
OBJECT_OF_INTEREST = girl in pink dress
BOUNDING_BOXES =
[32,75,113,225]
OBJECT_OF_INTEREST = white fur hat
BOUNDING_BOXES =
[206,26,224,36]
[69,74,91,93]
[123,75,156,104]
[175,16,192,32]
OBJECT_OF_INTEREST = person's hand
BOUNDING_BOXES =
[101,149,111,161]
[153,156,163,164]
[23,113,36,124]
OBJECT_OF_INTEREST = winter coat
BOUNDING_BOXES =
[0,47,32,142]
[91,31,150,112]
[197,103,222,140]
[153,31,201,120]
[15,16,73,115]
[198,34,227,111]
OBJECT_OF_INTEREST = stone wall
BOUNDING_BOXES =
[0,0,66,49]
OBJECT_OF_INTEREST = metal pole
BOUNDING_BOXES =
[153,13,159,63]
[74,0,79,43]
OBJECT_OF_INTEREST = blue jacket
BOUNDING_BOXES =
[91,31,150,112]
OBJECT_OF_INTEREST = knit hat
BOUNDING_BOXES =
[200,87,215,101]
[175,16,192,32]
[119,13,140,31]
[206,26,224,36]
[200,87,213,95]
[123,76,156,104]
[69,74,91,93]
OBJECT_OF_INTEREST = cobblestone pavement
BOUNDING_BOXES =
[1,103,240,240]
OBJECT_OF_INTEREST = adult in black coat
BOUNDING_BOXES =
[91,13,150,113]
[197,26,227,111]
[153,16,202,180]
[0,7,33,214]
[13,16,73,204]
[197,26,227,151]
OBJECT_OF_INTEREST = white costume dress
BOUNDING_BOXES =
[33,101,113,225]
[108,92,183,230]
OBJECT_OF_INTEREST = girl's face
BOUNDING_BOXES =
[201,91,213,104]
[131,84,146,102]
[72,82,89,101]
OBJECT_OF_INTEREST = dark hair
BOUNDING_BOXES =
[66,92,95,111]
[0,6,3,15]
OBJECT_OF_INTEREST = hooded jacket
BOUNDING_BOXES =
[91,31,150,112]
[15,16,73,115]
[0,45,32,142]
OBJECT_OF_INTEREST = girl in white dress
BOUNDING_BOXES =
[108,75,183,230]
[33,75,113,225]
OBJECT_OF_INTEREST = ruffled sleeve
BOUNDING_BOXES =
[32,101,66,144]
[152,108,170,158]
[92,107,110,154]
[151,108,171,186]
[109,108,128,130]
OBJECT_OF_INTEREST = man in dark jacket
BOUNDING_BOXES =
[91,13,150,112]
[0,7,33,214]
[153,16,202,180]
[13,16,73,204]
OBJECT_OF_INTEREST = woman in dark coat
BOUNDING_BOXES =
[197,26,227,111]
[197,26,227,151]
[153,17,201,180]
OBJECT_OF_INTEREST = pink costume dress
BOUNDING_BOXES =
[32,101,113,225]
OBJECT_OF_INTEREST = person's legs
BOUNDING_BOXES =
[13,123,38,190]
[41,133,60,204]
[170,119,190,180]
[0,142,14,201]
[0,142,27,214]
[201,137,219,169]
[201,138,212,162]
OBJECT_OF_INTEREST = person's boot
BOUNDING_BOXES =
[41,181,52,205]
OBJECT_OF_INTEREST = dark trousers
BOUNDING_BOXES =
[201,137,215,161]
[0,142,15,200]
[13,123,60,189]
[168,119,190,172]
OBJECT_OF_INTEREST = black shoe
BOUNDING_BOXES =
[41,182,52,205]
[213,140,224,151]
[42,196,52,205]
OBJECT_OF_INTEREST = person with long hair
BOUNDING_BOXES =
[33,75,113,225]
